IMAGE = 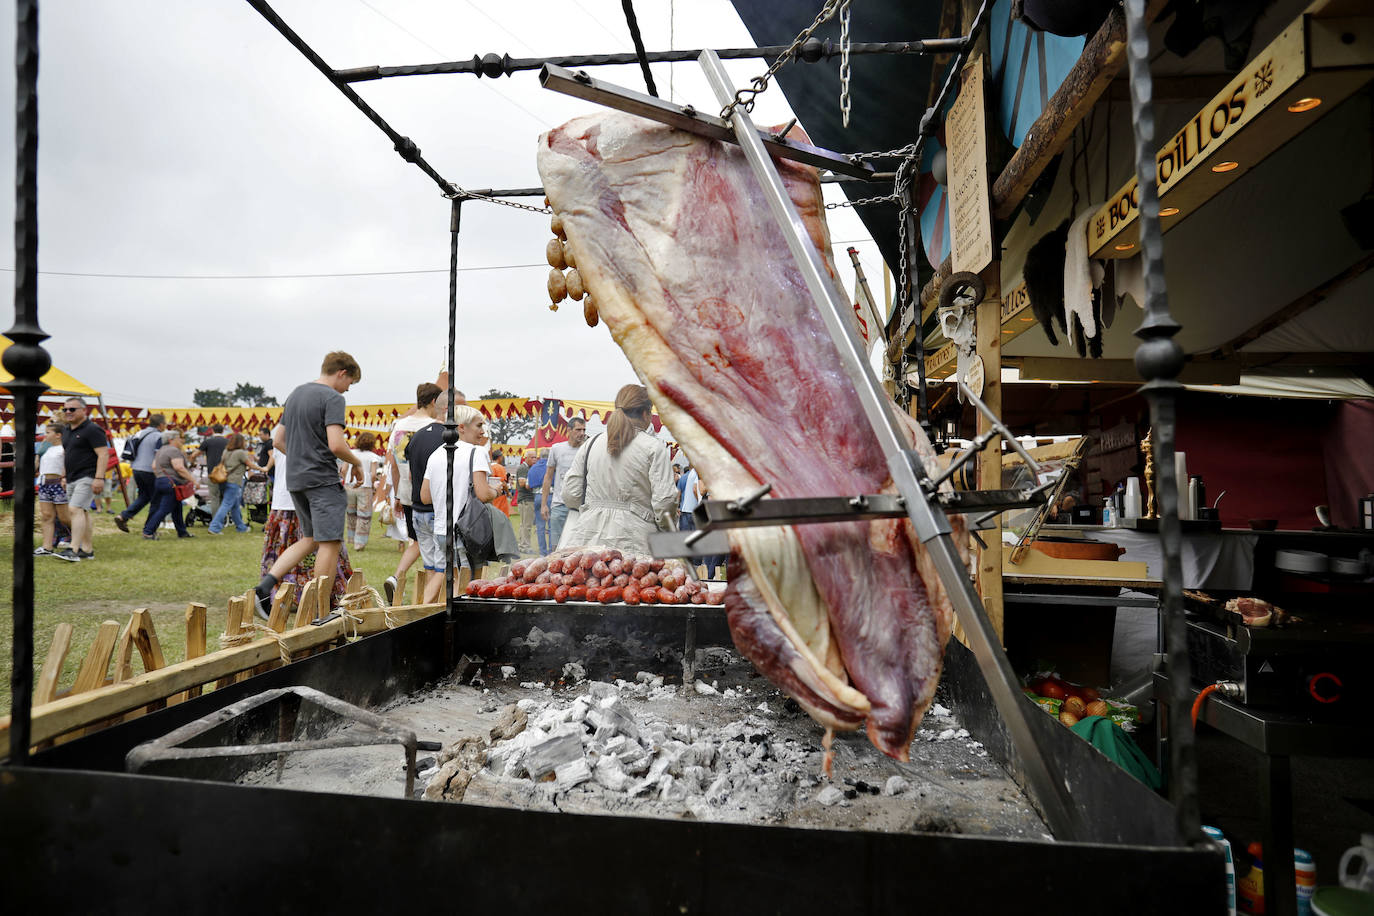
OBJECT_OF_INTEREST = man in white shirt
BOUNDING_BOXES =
[419,404,497,601]
[541,417,587,550]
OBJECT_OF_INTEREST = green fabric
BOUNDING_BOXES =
[1069,715,1163,790]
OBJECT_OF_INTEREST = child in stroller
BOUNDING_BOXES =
[181,467,215,528]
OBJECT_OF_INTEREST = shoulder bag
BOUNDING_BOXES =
[173,477,196,501]
[209,455,229,484]
[456,448,496,566]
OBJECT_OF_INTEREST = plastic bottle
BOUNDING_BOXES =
[1189,477,1202,521]
[1203,825,1237,916]
[1295,848,1315,916]
[1102,498,1115,527]
[1237,842,1264,914]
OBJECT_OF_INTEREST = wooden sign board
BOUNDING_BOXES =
[1088,15,1373,258]
[947,62,994,275]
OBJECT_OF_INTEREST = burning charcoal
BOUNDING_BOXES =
[843,788,859,800]
[553,758,593,791]
[523,725,586,780]
[882,775,910,797]
[489,705,529,742]
[815,785,846,807]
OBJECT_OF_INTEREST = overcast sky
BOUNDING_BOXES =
[0,0,883,409]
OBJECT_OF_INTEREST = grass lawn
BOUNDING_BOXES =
[0,496,538,711]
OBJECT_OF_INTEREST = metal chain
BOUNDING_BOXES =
[894,156,914,409]
[720,0,844,119]
[838,0,853,127]
[825,192,898,209]
[445,185,552,214]
[845,142,919,163]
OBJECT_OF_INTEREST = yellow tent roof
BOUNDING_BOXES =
[0,335,101,397]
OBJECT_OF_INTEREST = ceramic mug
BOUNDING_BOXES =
[1340,833,1374,892]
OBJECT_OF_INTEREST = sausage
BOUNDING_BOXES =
[465,580,482,596]
[599,586,622,603]
[566,268,584,301]
[526,557,549,579]
[639,573,658,589]
[631,560,651,579]
[494,584,516,599]
[548,268,567,303]
[659,573,680,591]
[580,553,597,570]
[512,584,530,600]
[639,588,658,604]
[657,587,679,604]
[554,584,570,603]
[510,561,528,580]
[592,560,610,579]
[568,585,588,601]
[706,590,725,605]
[569,567,588,585]
[613,574,630,588]
[608,558,625,576]
[650,559,665,572]
[550,213,566,240]
[623,583,640,604]
[583,295,599,328]
[585,577,601,590]
[546,238,567,270]
[563,242,576,268]
[535,571,552,585]
[548,557,564,575]
[690,591,706,604]
[675,585,692,603]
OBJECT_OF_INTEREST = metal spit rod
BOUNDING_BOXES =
[696,48,1081,842]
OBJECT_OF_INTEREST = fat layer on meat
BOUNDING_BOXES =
[536,112,969,759]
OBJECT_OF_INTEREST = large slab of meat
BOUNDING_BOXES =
[536,112,969,760]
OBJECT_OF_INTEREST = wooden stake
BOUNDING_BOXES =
[346,571,366,594]
[216,597,248,689]
[112,615,138,685]
[179,603,208,703]
[71,621,121,695]
[34,622,73,706]
[293,579,318,629]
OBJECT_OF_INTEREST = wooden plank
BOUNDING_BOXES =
[1,618,350,747]
[34,622,73,706]
[353,603,445,636]
[268,587,294,633]
[71,621,121,695]
[974,266,1005,643]
[216,597,249,689]
[346,571,366,594]
[176,602,208,704]
[293,579,319,629]
[112,615,138,685]
[131,609,167,672]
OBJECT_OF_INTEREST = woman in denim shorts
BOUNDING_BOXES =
[36,424,72,556]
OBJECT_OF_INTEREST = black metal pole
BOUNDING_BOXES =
[5,0,47,765]
[444,196,462,620]
[1121,0,1200,846]
[898,179,930,433]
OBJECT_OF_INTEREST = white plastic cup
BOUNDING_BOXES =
[1175,452,1190,519]
[1124,478,1142,519]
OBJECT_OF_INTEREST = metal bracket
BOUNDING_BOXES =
[125,686,420,798]
[539,64,878,181]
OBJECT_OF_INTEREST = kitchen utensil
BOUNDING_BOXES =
[1316,504,1333,528]
[1029,539,1127,561]
[1249,518,1279,531]
[1276,549,1329,574]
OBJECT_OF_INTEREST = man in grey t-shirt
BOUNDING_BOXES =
[252,351,362,620]
[114,412,166,532]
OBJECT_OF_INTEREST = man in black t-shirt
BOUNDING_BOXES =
[195,424,229,518]
[58,397,110,562]
[404,390,451,586]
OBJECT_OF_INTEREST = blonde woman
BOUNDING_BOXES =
[35,423,72,556]
[560,384,676,555]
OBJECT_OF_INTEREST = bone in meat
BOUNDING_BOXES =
[536,112,969,760]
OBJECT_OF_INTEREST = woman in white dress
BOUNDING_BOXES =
[561,384,677,555]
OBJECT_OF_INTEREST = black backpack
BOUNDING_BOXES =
[121,428,150,463]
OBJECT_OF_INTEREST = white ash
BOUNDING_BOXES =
[500,666,516,680]
[816,785,847,807]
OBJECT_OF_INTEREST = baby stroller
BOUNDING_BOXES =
[182,468,215,528]
[243,470,271,525]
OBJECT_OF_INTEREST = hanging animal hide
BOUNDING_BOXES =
[1064,207,1104,358]
[1023,219,1070,346]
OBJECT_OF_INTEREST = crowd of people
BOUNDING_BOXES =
[30,357,725,609]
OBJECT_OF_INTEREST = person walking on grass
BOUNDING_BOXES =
[55,397,110,562]
[208,433,262,534]
[382,382,442,606]
[115,413,166,533]
[251,351,362,621]
[142,430,197,540]
[345,431,383,551]
[194,424,229,520]
[35,423,72,557]
[541,417,587,551]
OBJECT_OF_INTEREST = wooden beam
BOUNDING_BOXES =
[34,623,73,706]
[974,265,1005,643]
[216,597,249,689]
[112,615,138,684]
[294,579,319,629]
[131,609,167,673]
[71,621,120,695]
[0,618,350,747]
